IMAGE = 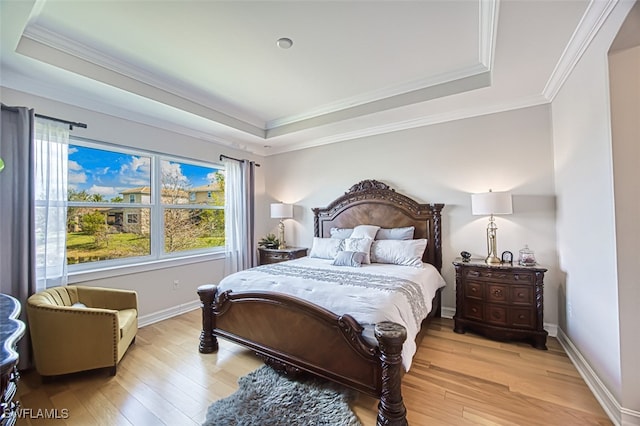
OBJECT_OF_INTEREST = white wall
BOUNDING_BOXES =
[610,43,640,417]
[551,0,638,421]
[264,105,559,325]
[1,87,266,322]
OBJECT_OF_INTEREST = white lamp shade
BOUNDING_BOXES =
[270,203,293,219]
[471,191,513,215]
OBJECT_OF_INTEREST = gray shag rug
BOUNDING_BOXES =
[202,365,362,426]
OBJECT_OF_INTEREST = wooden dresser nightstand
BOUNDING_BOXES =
[453,259,548,350]
[258,247,308,265]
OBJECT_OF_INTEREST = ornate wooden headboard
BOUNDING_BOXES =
[312,179,444,272]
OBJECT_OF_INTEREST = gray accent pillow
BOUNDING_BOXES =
[375,226,415,240]
[332,251,367,267]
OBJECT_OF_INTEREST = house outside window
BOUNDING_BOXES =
[66,138,225,269]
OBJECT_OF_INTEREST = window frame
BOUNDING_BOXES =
[66,137,225,277]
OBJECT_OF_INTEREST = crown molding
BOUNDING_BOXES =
[266,0,498,131]
[0,72,260,155]
[20,0,496,137]
[265,94,549,156]
[543,0,619,101]
[19,22,266,137]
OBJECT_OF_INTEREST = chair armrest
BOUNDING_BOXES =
[75,286,138,311]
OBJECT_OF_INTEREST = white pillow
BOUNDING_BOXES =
[370,239,427,268]
[351,225,380,239]
[330,227,353,239]
[344,237,373,264]
[375,226,415,240]
[309,237,343,259]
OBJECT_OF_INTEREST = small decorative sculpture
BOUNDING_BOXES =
[460,251,471,262]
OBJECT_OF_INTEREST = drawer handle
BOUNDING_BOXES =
[471,287,477,293]
[492,311,501,319]
[514,274,520,281]
[518,292,524,298]
[471,307,478,313]
[468,271,480,277]
[519,314,525,319]
[492,289,503,297]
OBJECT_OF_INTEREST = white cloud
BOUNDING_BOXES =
[68,160,82,171]
[69,171,87,184]
[89,185,119,198]
[119,156,151,185]
[161,161,189,187]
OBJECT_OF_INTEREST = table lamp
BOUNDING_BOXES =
[471,189,512,265]
[270,203,293,249]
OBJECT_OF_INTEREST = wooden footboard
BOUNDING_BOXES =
[198,284,409,426]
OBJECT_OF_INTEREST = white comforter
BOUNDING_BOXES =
[217,257,446,371]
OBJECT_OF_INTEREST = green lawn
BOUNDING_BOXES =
[66,232,224,263]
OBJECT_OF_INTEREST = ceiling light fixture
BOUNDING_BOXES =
[276,38,293,49]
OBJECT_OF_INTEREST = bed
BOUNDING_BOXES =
[198,179,445,426]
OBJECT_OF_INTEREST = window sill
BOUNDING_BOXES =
[68,251,225,284]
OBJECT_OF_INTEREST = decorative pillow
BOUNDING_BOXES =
[71,302,87,308]
[351,225,380,239]
[370,239,427,268]
[375,226,415,240]
[309,237,343,259]
[332,251,366,267]
[344,237,374,264]
[330,227,353,239]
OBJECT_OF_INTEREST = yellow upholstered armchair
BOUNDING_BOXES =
[26,285,138,378]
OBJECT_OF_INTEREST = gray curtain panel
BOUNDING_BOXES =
[244,160,257,269]
[0,104,36,370]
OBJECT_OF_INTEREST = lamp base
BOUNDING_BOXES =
[277,220,286,249]
[485,254,502,265]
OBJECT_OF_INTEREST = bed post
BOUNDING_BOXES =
[375,322,408,426]
[197,284,219,353]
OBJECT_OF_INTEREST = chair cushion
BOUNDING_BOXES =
[118,308,138,339]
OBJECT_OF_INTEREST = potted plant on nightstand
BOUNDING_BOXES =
[258,233,280,250]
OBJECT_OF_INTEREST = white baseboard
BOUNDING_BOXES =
[138,299,200,328]
[556,328,640,426]
[441,306,455,319]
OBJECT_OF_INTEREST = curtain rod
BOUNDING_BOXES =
[219,154,261,167]
[35,113,87,130]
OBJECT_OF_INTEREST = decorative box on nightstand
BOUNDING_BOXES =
[258,247,308,265]
[453,259,548,350]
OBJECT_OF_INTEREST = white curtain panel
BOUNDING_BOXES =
[223,158,256,274]
[34,119,70,290]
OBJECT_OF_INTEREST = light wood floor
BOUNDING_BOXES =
[16,311,611,425]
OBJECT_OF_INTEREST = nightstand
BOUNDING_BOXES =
[453,259,548,350]
[258,247,308,265]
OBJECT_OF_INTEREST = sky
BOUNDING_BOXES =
[68,144,220,200]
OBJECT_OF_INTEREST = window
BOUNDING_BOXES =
[66,138,224,269]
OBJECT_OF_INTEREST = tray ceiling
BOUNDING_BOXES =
[1,0,594,155]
